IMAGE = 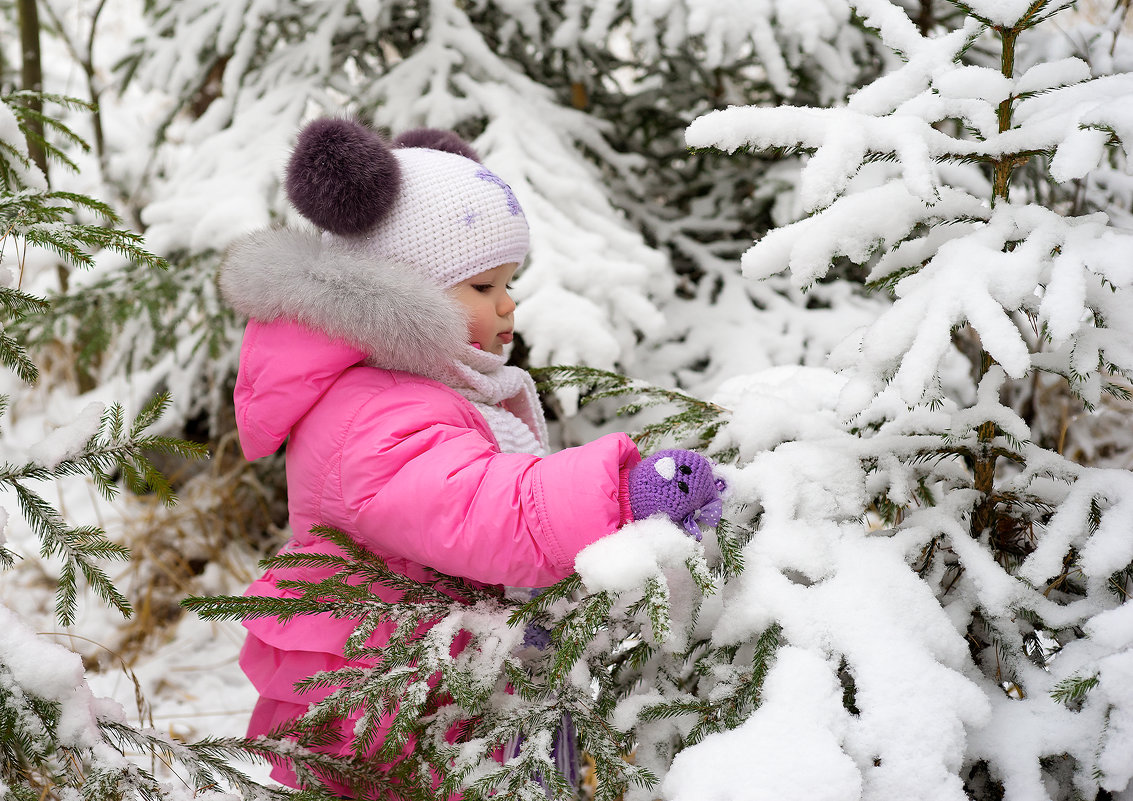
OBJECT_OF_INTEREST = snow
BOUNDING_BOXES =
[139,89,302,254]
[1052,126,1113,181]
[0,604,120,760]
[737,181,986,288]
[619,0,857,98]
[932,66,1014,105]
[1086,603,1133,649]
[847,21,981,114]
[671,6,1133,796]
[654,497,991,800]
[576,517,701,594]
[963,0,1040,26]
[1015,58,1092,95]
[664,648,861,801]
[27,402,104,470]
[1097,651,1133,792]
[969,692,1098,801]
[0,605,87,702]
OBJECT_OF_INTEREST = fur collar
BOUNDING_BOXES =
[219,226,466,376]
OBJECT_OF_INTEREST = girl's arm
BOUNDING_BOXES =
[339,383,639,587]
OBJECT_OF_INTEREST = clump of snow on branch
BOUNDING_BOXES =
[0,604,126,764]
[664,647,862,801]
[25,402,104,470]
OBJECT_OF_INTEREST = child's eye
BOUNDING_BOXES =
[472,284,492,293]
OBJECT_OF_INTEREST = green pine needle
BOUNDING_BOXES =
[1050,673,1100,706]
[530,365,730,453]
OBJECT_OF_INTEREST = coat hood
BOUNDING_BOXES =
[219,226,467,377]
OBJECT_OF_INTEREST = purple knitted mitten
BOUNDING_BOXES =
[628,449,726,540]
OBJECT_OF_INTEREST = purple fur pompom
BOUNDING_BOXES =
[392,128,481,162]
[285,118,401,236]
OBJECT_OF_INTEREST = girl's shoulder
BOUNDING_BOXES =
[323,365,491,438]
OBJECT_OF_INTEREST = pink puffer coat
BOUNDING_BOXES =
[232,316,640,791]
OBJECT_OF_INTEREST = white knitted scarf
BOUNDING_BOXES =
[432,346,549,457]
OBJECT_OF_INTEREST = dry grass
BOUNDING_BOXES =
[101,429,288,668]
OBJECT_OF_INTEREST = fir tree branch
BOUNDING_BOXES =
[1050,673,1099,706]
[530,365,730,452]
[0,396,204,624]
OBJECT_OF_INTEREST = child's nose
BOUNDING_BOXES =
[498,292,516,315]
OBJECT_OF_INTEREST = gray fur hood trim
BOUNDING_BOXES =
[219,227,466,374]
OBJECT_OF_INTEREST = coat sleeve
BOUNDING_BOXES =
[337,382,640,588]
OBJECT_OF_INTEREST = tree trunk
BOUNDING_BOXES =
[19,0,71,292]
[18,0,47,179]
[917,0,935,36]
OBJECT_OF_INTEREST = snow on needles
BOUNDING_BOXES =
[687,65,1133,407]
[0,605,124,762]
[677,3,1133,798]
[576,517,701,595]
[664,647,862,801]
[26,402,104,471]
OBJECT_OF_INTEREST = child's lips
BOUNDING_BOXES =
[498,331,514,344]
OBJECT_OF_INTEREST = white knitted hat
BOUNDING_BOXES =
[360,147,529,288]
[284,118,529,288]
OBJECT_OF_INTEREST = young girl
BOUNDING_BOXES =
[219,117,723,796]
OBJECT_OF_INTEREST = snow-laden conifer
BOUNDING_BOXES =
[670,1,1133,798]
[0,93,314,801]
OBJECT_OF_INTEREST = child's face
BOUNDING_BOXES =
[449,262,519,355]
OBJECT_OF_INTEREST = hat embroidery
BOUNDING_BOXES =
[476,168,522,216]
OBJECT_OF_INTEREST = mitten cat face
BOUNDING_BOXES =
[629,449,726,539]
